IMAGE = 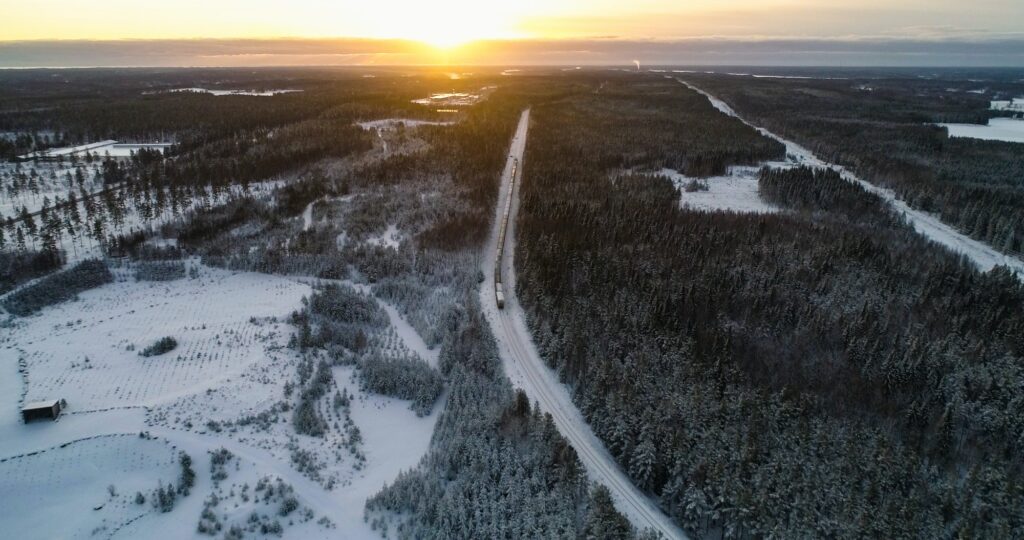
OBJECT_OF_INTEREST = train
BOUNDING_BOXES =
[495,157,518,309]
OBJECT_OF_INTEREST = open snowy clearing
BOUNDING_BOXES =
[0,434,181,539]
[113,446,336,540]
[677,78,1024,277]
[939,118,1024,143]
[356,118,454,130]
[19,141,173,160]
[991,97,1024,112]
[480,109,688,539]
[163,88,302,97]
[653,166,782,214]
[411,90,488,107]
[1,260,443,539]
[7,261,309,412]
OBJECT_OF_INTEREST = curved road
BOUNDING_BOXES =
[480,109,688,540]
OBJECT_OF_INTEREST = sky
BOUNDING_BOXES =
[1,0,1023,66]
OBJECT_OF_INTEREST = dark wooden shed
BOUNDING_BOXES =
[21,399,65,423]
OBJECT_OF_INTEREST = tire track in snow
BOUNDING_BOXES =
[676,77,1024,278]
[481,109,688,540]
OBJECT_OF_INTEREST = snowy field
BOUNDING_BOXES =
[411,92,482,107]
[991,97,1024,113]
[7,261,309,411]
[653,165,783,214]
[939,118,1024,143]
[0,259,443,538]
[19,141,172,160]
[356,118,454,130]
[0,434,181,539]
[163,88,302,97]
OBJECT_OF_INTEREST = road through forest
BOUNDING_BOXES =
[480,109,688,540]
[677,77,1024,278]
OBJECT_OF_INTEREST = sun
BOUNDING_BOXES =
[380,0,520,49]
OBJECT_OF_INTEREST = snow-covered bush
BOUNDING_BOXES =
[140,336,178,357]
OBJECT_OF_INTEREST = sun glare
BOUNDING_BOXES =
[380,0,520,49]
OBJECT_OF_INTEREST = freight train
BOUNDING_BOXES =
[495,157,518,309]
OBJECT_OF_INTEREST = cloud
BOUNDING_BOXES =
[1,37,1022,68]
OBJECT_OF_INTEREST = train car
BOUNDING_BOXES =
[495,157,520,309]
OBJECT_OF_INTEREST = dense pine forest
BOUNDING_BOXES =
[516,76,1024,538]
[684,72,1024,255]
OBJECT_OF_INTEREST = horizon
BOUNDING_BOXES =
[2,0,1024,67]
[1,36,1023,68]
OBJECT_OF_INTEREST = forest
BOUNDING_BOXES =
[684,72,1024,255]
[515,75,1024,538]
[5,66,1022,538]
[0,68,646,538]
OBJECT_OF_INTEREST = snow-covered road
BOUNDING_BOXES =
[676,78,1024,278]
[480,109,688,540]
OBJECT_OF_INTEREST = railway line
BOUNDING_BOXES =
[493,155,516,309]
[481,109,688,540]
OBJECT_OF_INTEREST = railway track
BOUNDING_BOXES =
[481,108,688,539]
[493,156,516,309]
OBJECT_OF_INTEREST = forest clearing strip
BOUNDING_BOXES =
[677,78,1024,278]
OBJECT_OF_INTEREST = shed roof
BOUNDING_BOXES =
[22,400,60,411]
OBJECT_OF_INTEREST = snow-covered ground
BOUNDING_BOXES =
[653,166,782,214]
[1,260,443,539]
[164,88,302,97]
[411,92,482,107]
[302,198,318,231]
[938,118,1024,143]
[356,119,454,130]
[4,179,282,266]
[19,141,173,160]
[377,300,439,369]
[991,97,1024,112]
[7,261,309,412]
[366,224,402,249]
[677,78,1024,277]
[0,434,181,539]
[480,109,688,539]
[0,160,103,218]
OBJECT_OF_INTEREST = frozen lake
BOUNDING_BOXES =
[940,118,1024,143]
